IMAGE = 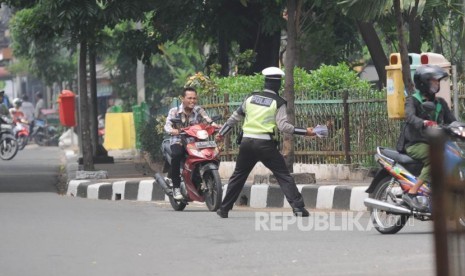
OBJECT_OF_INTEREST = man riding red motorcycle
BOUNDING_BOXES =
[163,87,218,200]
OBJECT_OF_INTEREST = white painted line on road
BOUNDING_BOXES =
[138,180,154,201]
[349,186,369,211]
[67,180,90,197]
[250,184,269,208]
[316,185,337,209]
[112,181,126,200]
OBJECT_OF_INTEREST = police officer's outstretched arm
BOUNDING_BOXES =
[275,104,315,136]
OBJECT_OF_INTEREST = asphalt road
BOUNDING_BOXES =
[0,146,437,276]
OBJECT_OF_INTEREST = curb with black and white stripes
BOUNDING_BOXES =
[67,179,369,211]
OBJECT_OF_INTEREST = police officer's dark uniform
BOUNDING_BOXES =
[216,67,314,218]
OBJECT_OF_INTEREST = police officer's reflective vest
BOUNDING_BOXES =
[242,91,286,135]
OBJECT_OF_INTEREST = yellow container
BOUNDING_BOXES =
[386,53,405,119]
[103,112,136,150]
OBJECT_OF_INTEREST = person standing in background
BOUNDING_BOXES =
[34,92,45,121]
[20,94,35,123]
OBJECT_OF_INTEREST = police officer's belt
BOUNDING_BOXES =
[242,133,272,140]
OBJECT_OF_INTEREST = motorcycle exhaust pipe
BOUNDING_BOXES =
[364,198,412,215]
[154,173,172,196]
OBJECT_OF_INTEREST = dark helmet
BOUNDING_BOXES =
[414,65,448,96]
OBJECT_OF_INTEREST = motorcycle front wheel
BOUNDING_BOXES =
[370,176,409,234]
[17,134,28,150]
[203,170,223,211]
[0,133,19,160]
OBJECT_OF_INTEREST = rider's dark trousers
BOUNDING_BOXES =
[220,138,305,211]
[170,143,185,188]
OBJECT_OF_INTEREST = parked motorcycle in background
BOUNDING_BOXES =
[365,120,465,234]
[155,115,223,211]
[31,119,58,146]
[0,115,18,160]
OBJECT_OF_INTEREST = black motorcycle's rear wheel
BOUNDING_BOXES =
[0,133,19,160]
[203,170,223,211]
[370,177,409,234]
[34,131,46,146]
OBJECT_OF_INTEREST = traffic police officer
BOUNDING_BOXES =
[215,67,315,218]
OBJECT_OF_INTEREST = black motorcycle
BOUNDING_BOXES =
[0,115,19,160]
[31,119,58,146]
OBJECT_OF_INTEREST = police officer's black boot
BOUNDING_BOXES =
[293,207,310,217]
[216,209,228,218]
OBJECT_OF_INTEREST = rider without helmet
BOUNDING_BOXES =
[413,64,448,100]
[12,97,22,108]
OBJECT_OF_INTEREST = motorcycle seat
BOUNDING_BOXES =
[379,147,418,164]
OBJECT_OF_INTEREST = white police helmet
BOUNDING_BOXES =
[262,67,285,80]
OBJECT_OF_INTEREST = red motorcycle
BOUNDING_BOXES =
[13,120,30,150]
[155,116,223,211]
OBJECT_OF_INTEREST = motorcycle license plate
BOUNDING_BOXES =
[195,141,217,148]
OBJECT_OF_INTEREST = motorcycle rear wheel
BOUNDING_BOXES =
[169,196,187,211]
[203,170,223,211]
[34,131,46,146]
[0,133,19,160]
[370,176,409,234]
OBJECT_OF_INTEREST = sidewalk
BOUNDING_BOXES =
[63,149,371,211]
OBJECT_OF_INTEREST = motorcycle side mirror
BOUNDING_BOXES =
[421,101,436,112]
[211,115,222,122]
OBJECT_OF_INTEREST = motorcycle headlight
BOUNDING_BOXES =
[196,130,209,140]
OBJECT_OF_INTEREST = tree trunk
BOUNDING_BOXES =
[239,3,281,72]
[283,0,297,173]
[89,42,98,157]
[218,29,230,77]
[79,40,94,170]
[461,0,465,75]
[253,31,281,72]
[408,0,421,53]
[394,0,415,94]
[356,21,388,87]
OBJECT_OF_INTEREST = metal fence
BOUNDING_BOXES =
[155,84,465,167]
[198,89,401,167]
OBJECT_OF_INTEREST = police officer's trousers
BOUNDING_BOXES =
[220,137,305,211]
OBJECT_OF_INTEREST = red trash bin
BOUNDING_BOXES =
[58,90,76,127]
